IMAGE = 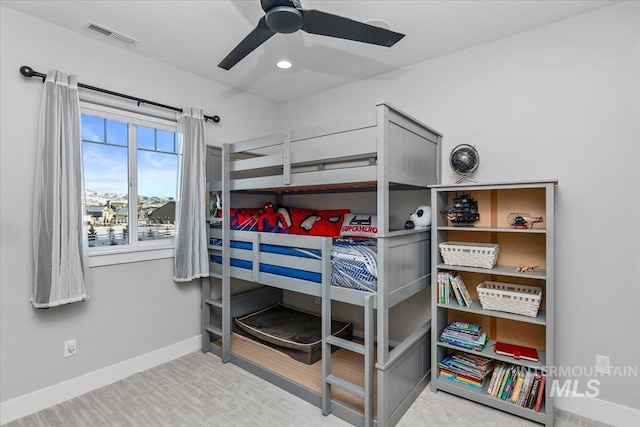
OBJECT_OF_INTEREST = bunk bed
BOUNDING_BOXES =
[202,102,442,427]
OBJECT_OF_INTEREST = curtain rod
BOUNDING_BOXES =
[19,65,221,123]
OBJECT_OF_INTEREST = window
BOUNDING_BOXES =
[81,107,179,255]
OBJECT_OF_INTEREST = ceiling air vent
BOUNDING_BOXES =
[83,21,139,47]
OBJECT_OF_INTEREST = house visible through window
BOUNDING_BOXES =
[81,112,179,250]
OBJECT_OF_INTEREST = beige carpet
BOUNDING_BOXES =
[4,351,610,427]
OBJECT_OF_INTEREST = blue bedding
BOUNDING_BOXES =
[209,238,378,292]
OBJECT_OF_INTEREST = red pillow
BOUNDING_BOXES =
[229,208,261,231]
[285,207,350,237]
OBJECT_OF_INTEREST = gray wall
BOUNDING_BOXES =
[0,6,279,403]
[277,2,640,411]
[2,0,639,417]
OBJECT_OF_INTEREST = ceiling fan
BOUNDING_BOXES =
[218,0,405,70]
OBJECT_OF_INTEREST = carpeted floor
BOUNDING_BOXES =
[4,351,611,427]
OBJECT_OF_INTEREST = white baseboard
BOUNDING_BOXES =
[556,395,640,427]
[0,335,202,425]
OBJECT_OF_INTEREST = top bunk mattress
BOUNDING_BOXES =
[209,238,378,293]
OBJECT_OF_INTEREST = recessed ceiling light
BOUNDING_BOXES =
[276,60,292,70]
[364,19,390,30]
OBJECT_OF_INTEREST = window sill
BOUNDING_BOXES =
[88,244,174,267]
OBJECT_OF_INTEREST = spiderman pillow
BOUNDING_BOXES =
[229,202,289,233]
[280,207,350,237]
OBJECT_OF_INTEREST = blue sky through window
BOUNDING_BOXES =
[81,114,178,198]
[137,150,178,198]
[137,126,154,150]
[106,120,127,146]
[81,114,104,143]
[156,130,175,153]
[82,142,128,194]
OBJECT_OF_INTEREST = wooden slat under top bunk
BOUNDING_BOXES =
[224,333,378,417]
[221,181,424,195]
[223,266,378,307]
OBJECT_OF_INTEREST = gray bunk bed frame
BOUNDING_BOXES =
[202,102,442,427]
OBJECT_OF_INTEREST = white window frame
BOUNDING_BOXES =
[80,102,179,267]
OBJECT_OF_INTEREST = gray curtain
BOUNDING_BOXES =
[32,69,87,308]
[174,107,209,281]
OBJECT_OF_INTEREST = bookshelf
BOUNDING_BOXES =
[430,180,556,426]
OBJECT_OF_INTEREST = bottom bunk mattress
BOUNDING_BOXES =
[210,238,378,292]
[233,304,353,365]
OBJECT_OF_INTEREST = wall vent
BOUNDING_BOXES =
[83,21,139,47]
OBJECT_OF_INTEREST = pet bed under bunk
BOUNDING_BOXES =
[234,304,353,365]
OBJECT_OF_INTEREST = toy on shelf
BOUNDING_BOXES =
[441,193,479,226]
[507,213,543,229]
[405,205,432,229]
[515,265,538,274]
[209,192,222,219]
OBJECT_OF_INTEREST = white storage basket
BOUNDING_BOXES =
[476,281,542,317]
[439,242,499,269]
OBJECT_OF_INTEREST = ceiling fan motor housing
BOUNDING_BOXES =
[265,6,303,33]
[261,0,302,12]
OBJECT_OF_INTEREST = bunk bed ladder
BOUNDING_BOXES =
[203,146,227,358]
[202,225,227,356]
[202,276,224,345]
[322,235,375,426]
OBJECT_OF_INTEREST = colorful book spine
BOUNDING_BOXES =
[449,273,464,306]
[534,375,546,412]
[510,368,525,403]
[497,365,512,398]
[518,371,534,407]
[487,363,504,396]
[441,328,482,341]
[501,367,517,400]
[451,272,472,307]
[446,321,480,334]
[439,368,484,388]
[437,272,453,304]
[526,375,541,409]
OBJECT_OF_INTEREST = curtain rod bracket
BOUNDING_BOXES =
[19,65,221,124]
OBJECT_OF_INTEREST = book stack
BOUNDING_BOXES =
[438,352,494,389]
[437,272,472,306]
[487,363,546,412]
[437,272,451,304]
[439,321,487,351]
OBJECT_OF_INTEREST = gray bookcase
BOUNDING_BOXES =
[430,180,557,426]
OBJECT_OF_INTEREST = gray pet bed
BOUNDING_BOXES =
[234,304,353,365]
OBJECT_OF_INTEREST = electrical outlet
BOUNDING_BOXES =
[595,354,610,375]
[64,339,77,358]
[314,297,321,305]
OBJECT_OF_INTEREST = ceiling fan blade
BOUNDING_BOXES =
[218,16,276,70]
[300,9,404,47]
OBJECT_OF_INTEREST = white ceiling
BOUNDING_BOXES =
[2,0,619,103]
